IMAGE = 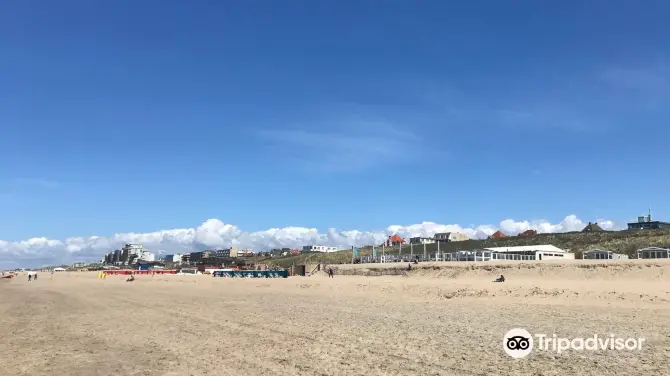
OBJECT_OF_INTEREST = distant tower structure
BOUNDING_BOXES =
[628,206,670,230]
[638,207,653,223]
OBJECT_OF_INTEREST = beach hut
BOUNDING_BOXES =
[636,247,670,259]
[583,249,628,260]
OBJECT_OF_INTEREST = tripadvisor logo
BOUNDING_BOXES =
[503,328,645,358]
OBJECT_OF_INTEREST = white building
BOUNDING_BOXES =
[434,244,574,262]
[434,232,469,242]
[484,245,575,261]
[118,244,155,263]
[121,243,143,264]
[436,250,490,262]
[583,249,629,260]
[135,249,156,263]
[139,251,155,262]
[302,245,338,253]
[409,237,436,245]
[636,247,670,259]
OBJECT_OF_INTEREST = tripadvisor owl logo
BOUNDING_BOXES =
[503,328,646,358]
[503,328,533,358]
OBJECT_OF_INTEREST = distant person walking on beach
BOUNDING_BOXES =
[28,274,32,282]
[33,272,37,281]
[328,268,334,278]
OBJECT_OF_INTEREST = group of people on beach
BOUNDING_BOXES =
[27,272,38,281]
[317,263,335,278]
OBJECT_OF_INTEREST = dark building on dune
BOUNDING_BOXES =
[582,222,604,233]
[627,209,670,230]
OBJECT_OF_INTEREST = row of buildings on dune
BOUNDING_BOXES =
[394,218,633,247]
[96,210,669,268]
[405,229,537,245]
[382,232,472,247]
[369,210,670,263]
[440,209,670,241]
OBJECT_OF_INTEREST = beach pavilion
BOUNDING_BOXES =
[583,249,629,260]
[484,245,575,261]
[636,247,670,259]
[435,245,575,262]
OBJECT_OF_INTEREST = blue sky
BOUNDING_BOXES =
[1,1,669,258]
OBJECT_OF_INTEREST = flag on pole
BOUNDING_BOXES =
[372,246,377,258]
[353,247,359,257]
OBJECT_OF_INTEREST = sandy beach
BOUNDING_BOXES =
[2,260,670,376]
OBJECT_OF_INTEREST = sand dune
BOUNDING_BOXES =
[2,261,670,375]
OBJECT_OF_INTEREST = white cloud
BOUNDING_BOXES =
[0,215,623,268]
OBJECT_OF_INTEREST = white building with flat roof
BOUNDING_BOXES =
[409,237,436,245]
[139,251,155,262]
[302,245,338,253]
[583,249,629,260]
[434,232,469,242]
[484,244,574,261]
[435,244,574,262]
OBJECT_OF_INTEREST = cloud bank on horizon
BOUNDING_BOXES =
[0,215,619,268]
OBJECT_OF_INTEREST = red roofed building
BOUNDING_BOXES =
[383,234,405,247]
[489,231,507,239]
[519,229,538,237]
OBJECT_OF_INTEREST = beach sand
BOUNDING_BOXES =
[2,260,670,375]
